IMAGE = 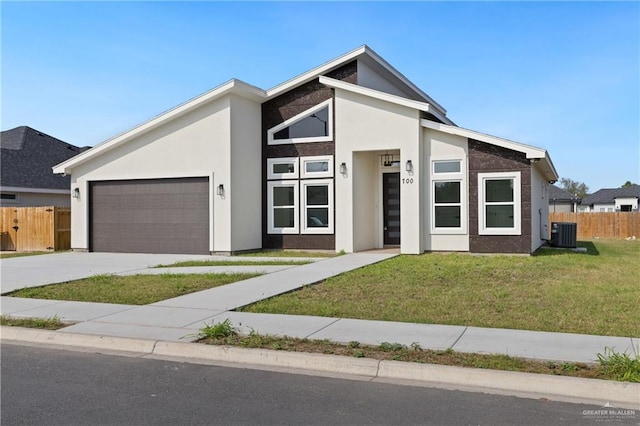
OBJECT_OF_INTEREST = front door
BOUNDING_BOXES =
[383,172,400,245]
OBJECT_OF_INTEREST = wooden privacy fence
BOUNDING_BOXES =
[549,212,640,240]
[0,206,71,251]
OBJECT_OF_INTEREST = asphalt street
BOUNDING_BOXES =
[2,343,632,426]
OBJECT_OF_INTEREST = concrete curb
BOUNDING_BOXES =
[2,326,638,409]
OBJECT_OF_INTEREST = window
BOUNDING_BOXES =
[434,181,461,228]
[302,180,333,234]
[300,156,333,179]
[267,100,333,145]
[478,172,521,235]
[434,160,461,174]
[431,159,465,233]
[0,193,18,204]
[267,157,298,180]
[267,181,299,234]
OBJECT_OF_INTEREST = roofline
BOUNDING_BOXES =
[53,79,266,174]
[320,76,455,126]
[0,186,70,194]
[266,45,447,116]
[421,119,559,180]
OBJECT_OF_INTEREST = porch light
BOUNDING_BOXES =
[73,188,80,199]
[381,151,394,167]
[339,162,347,175]
[406,160,413,172]
[216,184,224,196]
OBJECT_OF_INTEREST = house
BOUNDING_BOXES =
[53,45,558,255]
[579,185,640,212]
[548,185,580,213]
[1,126,87,207]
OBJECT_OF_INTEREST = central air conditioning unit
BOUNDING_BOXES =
[549,222,577,248]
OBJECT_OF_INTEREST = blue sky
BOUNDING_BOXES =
[2,1,638,191]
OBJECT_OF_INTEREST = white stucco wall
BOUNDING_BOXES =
[357,59,413,99]
[68,95,233,252]
[422,128,469,252]
[351,152,379,252]
[229,95,262,251]
[531,165,550,249]
[334,88,422,254]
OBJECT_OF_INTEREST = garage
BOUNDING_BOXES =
[90,177,210,254]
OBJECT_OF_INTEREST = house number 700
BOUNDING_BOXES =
[402,178,414,184]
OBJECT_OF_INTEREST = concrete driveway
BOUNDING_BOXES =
[0,252,214,293]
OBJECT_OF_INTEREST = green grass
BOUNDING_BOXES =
[0,251,53,259]
[238,250,335,258]
[195,320,611,381]
[156,259,311,267]
[241,240,640,337]
[0,315,66,330]
[7,273,261,305]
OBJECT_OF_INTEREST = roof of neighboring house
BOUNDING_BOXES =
[1,126,87,191]
[549,185,578,201]
[581,185,640,206]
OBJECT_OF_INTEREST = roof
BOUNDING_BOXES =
[581,185,640,205]
[54,46,453,174]
[421,120,559,182]
[267,45,448,115]
[1,126,87,191]
[549,185,579,201]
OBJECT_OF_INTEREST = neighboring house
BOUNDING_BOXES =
[53,45,558,255]
[579,185,640,212]
[1,126,87,207]
[548,185,580,213]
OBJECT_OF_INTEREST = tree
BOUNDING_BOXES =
[559,178,589,198]
[621,181,636,188]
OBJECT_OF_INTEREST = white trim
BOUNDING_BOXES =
[320,76,453,125]
[301,179,334,234]
[300,155,334,179]
[53,79,266,174]
[267,157,299,180]
[267,100,333,145]
[0,186,70,195]
[430,157,467,235]
[267,180,299,234]
[478,171,521,236]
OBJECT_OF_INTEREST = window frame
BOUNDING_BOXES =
[267,99,333,145]
[267,157,299,180]
[300,155,334,179]
[267,181,299,234]
[301,179,334,234]
[478,171,521,235]
[430,158,466,234]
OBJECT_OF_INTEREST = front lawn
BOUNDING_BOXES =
[242,240,640,337]
[8,273,261,305]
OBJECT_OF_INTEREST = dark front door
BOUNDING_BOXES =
[383,172,400,245]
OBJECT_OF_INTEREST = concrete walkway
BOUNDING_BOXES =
[1,252,638,364]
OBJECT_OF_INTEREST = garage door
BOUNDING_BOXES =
[90,177,209,254]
